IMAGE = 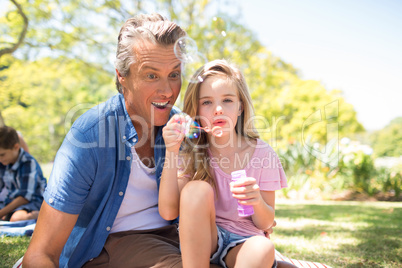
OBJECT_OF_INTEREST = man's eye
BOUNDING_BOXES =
[170,72,180,78]
[147,74,156,79]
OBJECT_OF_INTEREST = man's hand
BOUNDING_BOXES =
[263,220,277,239]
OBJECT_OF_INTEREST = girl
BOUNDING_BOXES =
[159,59,288,268]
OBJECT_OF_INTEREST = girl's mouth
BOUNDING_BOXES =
[213,119,226,127]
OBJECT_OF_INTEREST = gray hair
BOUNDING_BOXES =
[115,13,187,93]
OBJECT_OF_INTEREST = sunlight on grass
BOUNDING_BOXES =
[273,200,402,267]
[1,200,400,267]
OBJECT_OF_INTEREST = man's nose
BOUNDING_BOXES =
[158,79,173,98]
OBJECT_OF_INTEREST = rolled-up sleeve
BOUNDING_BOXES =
[44,127,97,214]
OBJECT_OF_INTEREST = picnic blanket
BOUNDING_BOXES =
[7,221,332,268]
[275,250,332,268]
[13,254,332,268]
[0,219,36,237]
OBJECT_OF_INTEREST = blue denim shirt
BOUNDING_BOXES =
[44,94,179,268]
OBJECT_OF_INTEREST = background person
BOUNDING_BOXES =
[0,126,46,222]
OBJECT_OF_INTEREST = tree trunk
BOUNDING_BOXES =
[0,0,29,59]
[0,111,5,127]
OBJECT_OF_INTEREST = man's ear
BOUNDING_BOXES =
[116,69,126,87]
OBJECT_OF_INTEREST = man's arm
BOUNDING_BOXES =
[22,201,79,267]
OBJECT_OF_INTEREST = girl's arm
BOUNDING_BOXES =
[159,151,180,220]
[230,178,275,230]
[158,114,189,221]
[251,190,275,230]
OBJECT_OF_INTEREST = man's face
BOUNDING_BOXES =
[0,144,20,166]
[120,42,182,129]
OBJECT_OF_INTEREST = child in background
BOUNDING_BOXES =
[0,126,47,222]
[159,59,288,268]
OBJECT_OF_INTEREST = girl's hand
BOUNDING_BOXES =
[263,220,276,239]
[230,177,262,206]
[162,114,189,153]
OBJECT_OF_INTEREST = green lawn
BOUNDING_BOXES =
[273,200,402,267]
[1,200,401,267]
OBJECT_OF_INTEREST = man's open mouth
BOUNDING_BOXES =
[152,101,169,109]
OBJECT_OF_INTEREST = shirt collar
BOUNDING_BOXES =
[10,148,24,171]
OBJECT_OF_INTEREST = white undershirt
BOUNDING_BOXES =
[110,147,169,233]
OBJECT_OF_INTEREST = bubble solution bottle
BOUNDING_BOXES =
[231,170,254,217]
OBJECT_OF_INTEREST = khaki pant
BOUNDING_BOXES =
[83,224,182,268]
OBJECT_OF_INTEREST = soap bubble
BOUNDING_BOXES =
[174,36,207,83]
[178,112,201,139]
[174,37,198,63]
[181,52,207,83]
[210,16,231,38]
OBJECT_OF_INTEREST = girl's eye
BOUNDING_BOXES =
[223,98,233,103]
[201,100,211,105]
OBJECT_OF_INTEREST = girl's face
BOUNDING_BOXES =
[197,75,243,137]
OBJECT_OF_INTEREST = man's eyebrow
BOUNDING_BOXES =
[141,63,182,72]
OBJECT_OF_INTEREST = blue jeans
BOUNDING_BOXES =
[210,225,277,268]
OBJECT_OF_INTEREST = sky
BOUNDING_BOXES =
[237,0,402,131]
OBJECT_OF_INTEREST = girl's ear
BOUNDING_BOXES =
[238,102,244,116]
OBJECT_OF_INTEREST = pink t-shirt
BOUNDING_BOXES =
[210,139,287,237]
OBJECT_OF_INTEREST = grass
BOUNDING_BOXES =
[1,200,401,267]
[0,236,30,267]
[273,199,402,267]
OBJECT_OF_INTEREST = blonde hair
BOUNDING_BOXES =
[180,59,259,191]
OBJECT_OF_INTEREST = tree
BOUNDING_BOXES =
[370,117,402,157]
[1,0,364,163]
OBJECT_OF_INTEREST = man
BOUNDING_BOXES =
[23,13,186,267]
[23,13,285,268]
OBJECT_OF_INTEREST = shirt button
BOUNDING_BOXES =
[89,259,94,262]
[106,226,111,231]
[123,135,126,140]
[119,191,124,196]
[49,198,54,204]
[133,138,137,143]
[126,156,131,161]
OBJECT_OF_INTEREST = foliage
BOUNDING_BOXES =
[337,150,377,195]
[1,0,364,164]
[278,136,401,199]
[0,55,114,162]
[370,117,402,157]
[375,168,402,198]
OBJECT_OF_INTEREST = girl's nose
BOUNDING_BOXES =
[214,105,223,115]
